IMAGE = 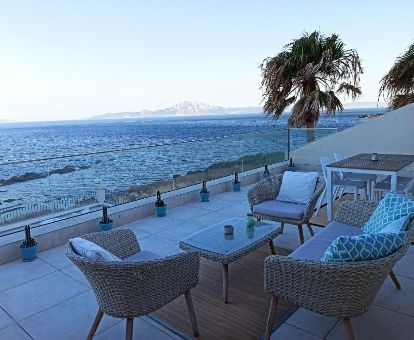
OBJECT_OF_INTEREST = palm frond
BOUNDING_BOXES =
[389,93,414,110]
[261,30,363,126]
[337,83,362,100]
[379,42,414,109]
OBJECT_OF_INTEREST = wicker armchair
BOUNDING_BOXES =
[263,201,414,340]
[66,229,200,340]
[247,174,325,244]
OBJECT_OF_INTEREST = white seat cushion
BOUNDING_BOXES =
[253,200,306,220]
[70,238,121,262]
[315,221,362,241]
[289,238,332,261]
[289,221,362,261]
[276,171,319,204]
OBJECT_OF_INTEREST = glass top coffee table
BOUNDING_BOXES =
[179,217,281,303]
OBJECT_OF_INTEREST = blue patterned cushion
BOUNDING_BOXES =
[322,232,406,262]
[361,192,414,234]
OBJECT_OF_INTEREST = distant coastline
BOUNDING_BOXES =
[88,101,387,121]
[0,101,387,124]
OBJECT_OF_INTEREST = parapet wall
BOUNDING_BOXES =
[292,103,414,170]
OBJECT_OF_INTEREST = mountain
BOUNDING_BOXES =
[89,101,263,120]
[89,100,387,120]
[343,101,386,109]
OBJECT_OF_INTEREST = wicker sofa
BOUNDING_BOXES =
[66,229,200,340]
[248,174,325,244]
[263,201,414,340]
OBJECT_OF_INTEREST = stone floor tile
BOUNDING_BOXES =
[61,264,91,287]
[0,324,31,339]
[327,304,414,340]
[213,191,247,203]
[230,205,252,218]
[0,307,14,330]
[117,225,153,240]
[187,198,234,212]
[374,274,414,316]
[393,245,414,280]
[37,244,73,269]
[286,308,338,337]
[164,206,210,221]
[192,210,242,227]
[0,271,88,321]
[131,215,184,234]
[19,290,118,340]
[0,258,56,292]
[158,221,210,242]
[270,323,322,340]
[138,235,181,256]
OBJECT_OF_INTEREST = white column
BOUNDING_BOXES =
[390,172,398,192]
[96,182,106,204]
[327,167,333,221]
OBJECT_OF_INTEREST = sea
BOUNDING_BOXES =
[0,109,384,162]
[0,108,385,223]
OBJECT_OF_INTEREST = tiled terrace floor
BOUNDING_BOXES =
[0,185,413,339]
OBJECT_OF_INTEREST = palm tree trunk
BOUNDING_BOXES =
[306,122,315,143]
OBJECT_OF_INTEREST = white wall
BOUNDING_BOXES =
[292,103,414,168]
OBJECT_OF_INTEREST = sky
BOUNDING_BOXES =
[0,0,413,122]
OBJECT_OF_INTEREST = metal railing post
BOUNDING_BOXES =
[287,128,290,161]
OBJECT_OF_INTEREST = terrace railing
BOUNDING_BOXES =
[0,128,336,235]
[286,127,338,160]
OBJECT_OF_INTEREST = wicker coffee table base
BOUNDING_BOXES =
[221,241,276,303]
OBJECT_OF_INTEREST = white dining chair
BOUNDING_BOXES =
[333,152,377,201]
[373,177,414,201]
[316,157,367,215]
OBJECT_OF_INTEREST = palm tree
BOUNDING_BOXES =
[260,31,363,142]
[379,42,414,110]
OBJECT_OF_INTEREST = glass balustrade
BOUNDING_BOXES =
[0,127,337,235]
[287,127,338,160]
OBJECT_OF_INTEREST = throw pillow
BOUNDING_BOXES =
[70,238,122,262]
[321,232,406,262]
[361,192,414,234]
[381,213,414,233]
[276,171,319,204]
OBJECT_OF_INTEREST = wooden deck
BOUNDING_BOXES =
[154,203,334,339]
[155,246,292,339]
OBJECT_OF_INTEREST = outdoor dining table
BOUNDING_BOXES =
[326,153,414,221]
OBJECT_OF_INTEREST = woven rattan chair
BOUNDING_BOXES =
[247,174,325,244]
[66,229,200,340]
[263,201,414,340]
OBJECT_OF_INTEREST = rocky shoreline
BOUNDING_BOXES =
[0,165,90,187]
